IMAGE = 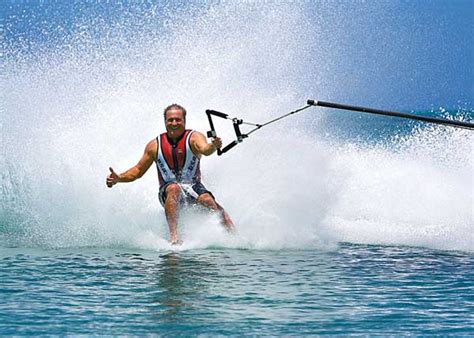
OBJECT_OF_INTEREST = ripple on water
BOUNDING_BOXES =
[0,244,473,335]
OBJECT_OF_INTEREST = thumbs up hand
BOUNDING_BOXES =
[106,167,120,188]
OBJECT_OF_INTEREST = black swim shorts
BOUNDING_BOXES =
[158,182,214,207]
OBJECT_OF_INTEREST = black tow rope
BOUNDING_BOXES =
[206,99,474,156]
[206,104,313,156]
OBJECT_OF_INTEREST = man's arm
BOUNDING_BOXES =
[106,139,157,188]
[190,131,222,156]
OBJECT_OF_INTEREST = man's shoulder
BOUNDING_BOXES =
[189,130,205,139]
[147,137,159,145]
[145,138,158,155]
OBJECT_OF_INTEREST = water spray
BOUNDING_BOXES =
[207,99,474,155]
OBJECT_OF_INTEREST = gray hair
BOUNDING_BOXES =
[163,104,187,120]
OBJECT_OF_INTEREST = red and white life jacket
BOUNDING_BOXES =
[155,129,201,187]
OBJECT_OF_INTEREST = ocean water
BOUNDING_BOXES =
[1,245,473,335]
[2,1,473,335]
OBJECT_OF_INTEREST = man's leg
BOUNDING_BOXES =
[196,193,235,232]
[164,183,182,244]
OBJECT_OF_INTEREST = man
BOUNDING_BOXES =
[106,104,235,245]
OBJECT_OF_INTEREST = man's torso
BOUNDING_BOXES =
[154,130,201,186]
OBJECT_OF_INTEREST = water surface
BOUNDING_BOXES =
[1,244,472,335]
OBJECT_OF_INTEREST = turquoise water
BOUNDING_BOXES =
[1,244,473,335]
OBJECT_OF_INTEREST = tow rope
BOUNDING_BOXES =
[206,99,474,156]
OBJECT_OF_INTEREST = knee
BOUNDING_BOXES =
[166,183,181,201]
[197,193,216,208]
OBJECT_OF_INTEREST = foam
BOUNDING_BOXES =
[2,2,472,252]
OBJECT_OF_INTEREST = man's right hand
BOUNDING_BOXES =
[106,167,120,188]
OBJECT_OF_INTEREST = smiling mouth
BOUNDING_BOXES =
[169,127,182,134]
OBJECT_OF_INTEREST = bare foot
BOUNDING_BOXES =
[170,239,183,246]
[222,210,236,233]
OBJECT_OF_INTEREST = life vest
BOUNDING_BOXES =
[155,129,201,187]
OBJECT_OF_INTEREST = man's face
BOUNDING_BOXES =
[165,108,186,139]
